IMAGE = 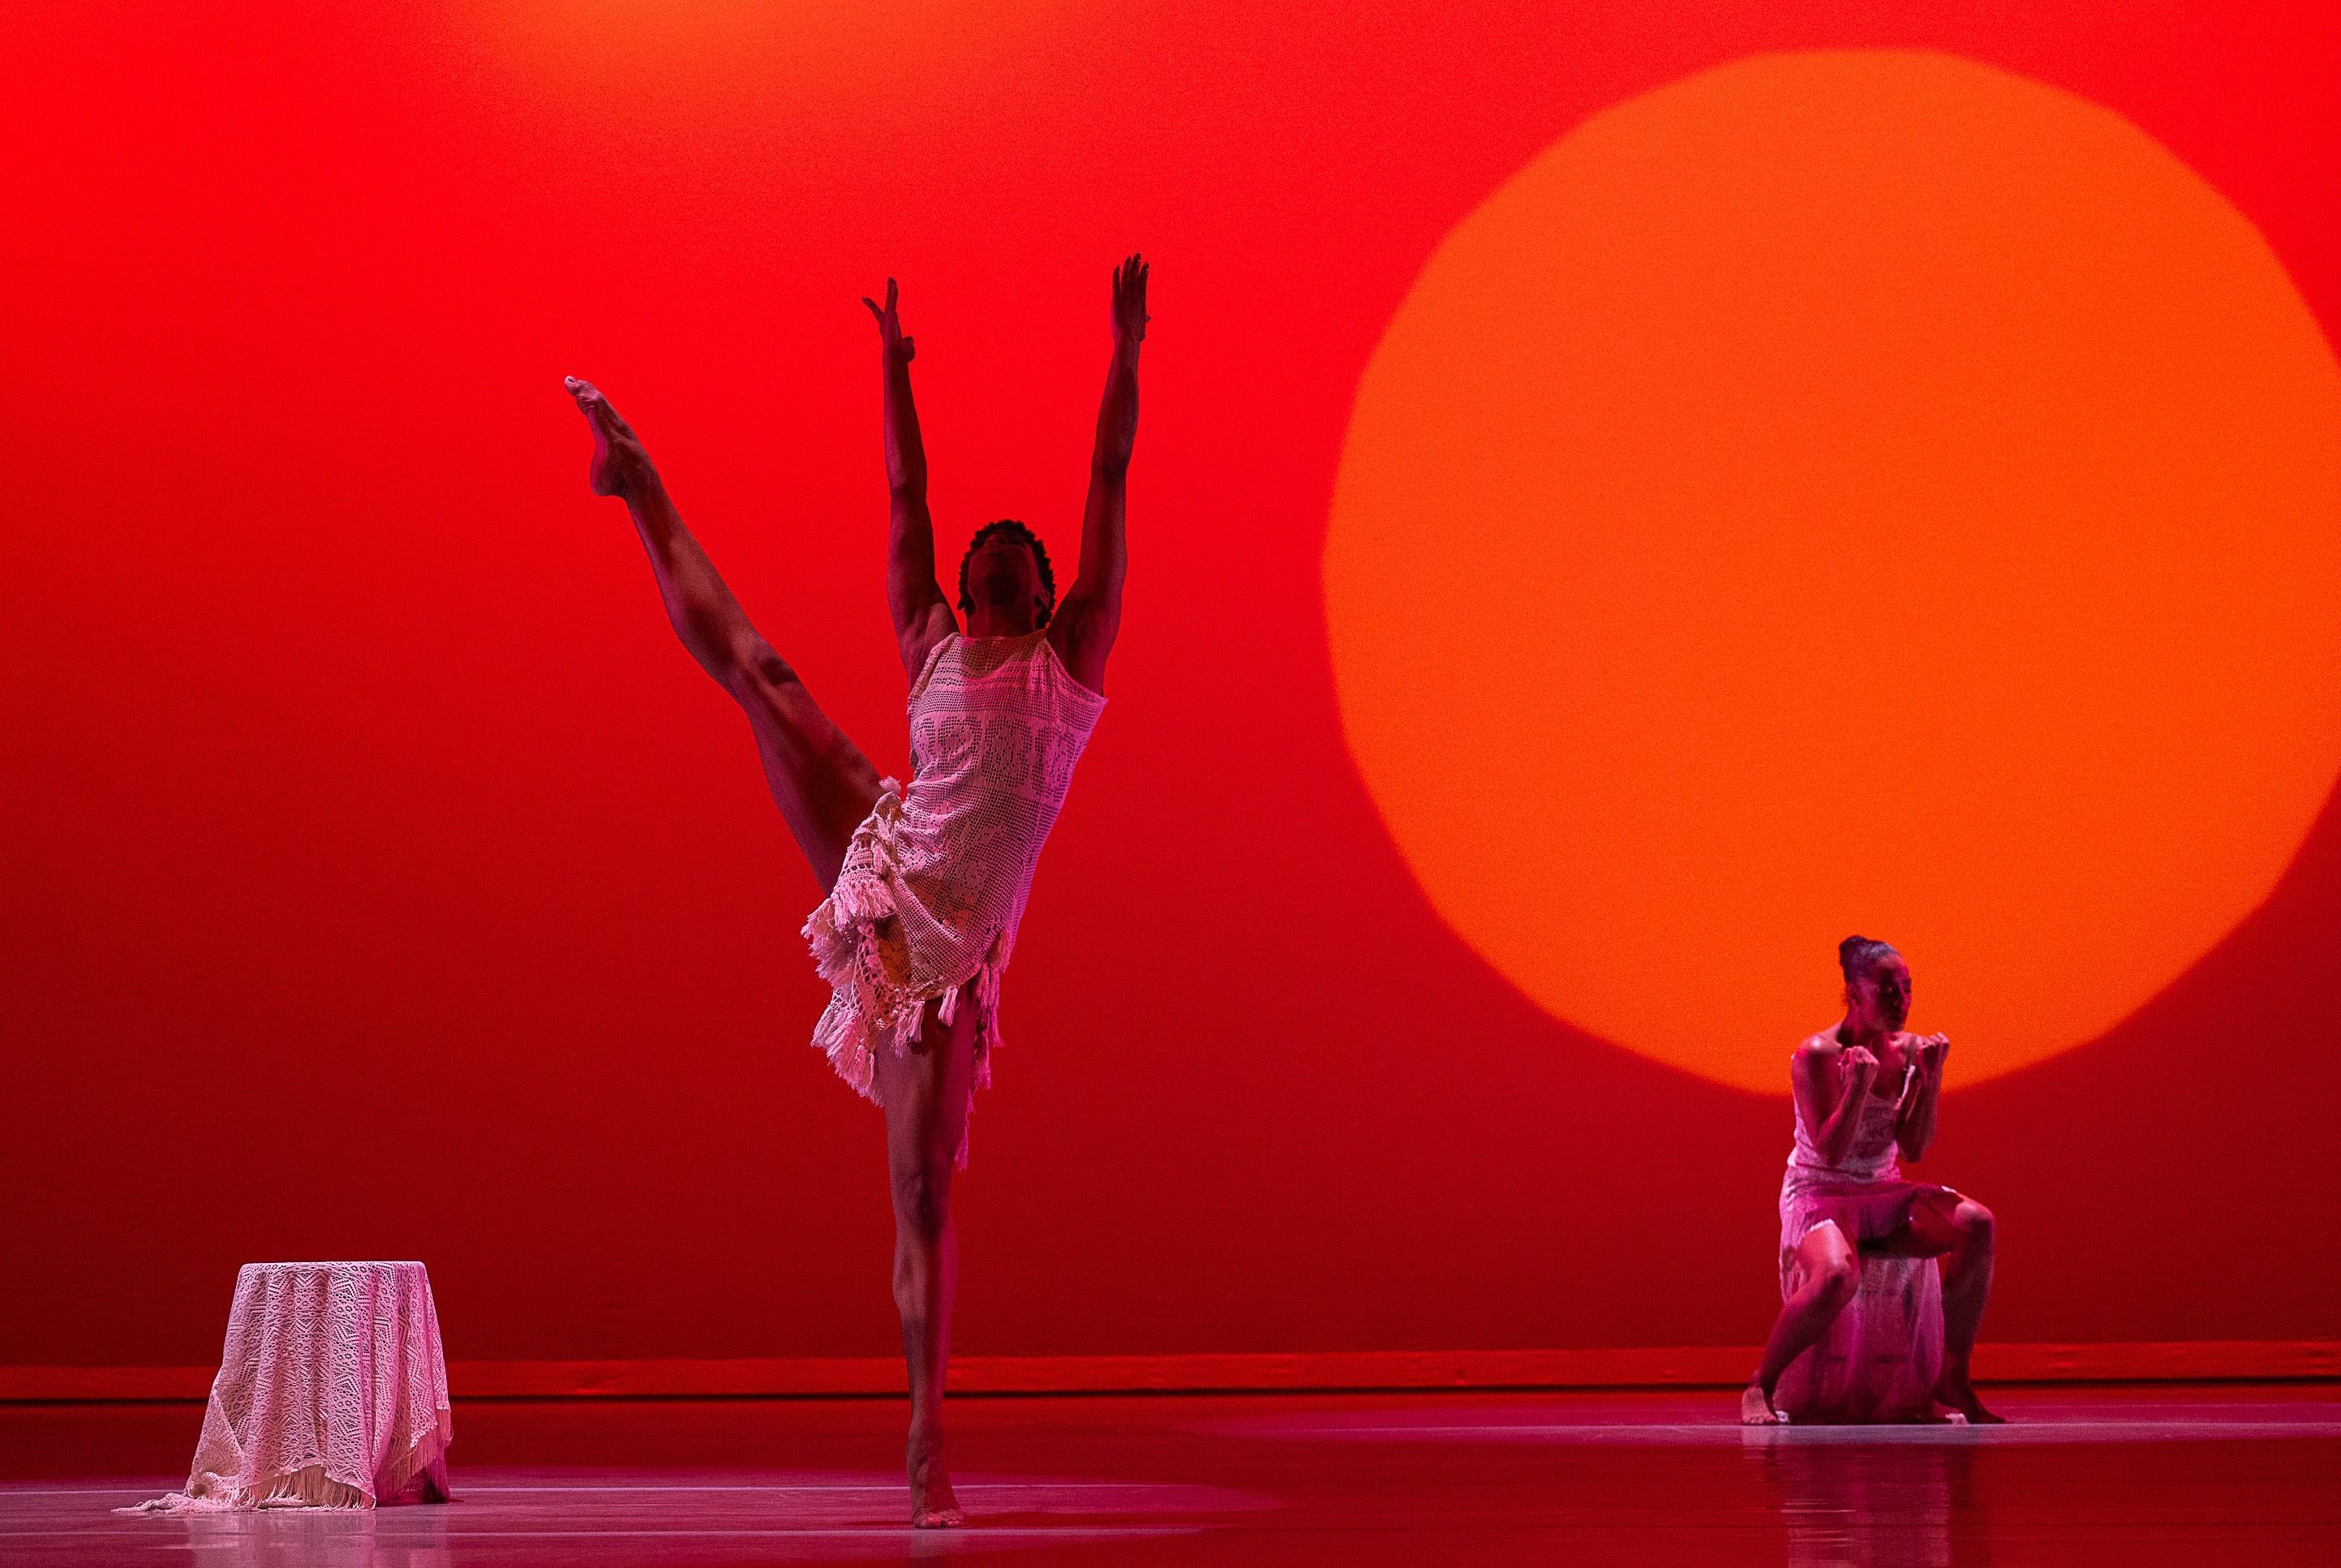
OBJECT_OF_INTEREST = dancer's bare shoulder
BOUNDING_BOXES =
[1793,1029,1845,1068]
[1789,1032,1845,1104]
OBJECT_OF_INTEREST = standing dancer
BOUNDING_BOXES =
[1742,937,2001,1425]
[565,255,1147,1526]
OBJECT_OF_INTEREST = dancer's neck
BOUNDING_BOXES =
[1835,1016,1892,1050]
[964,606,1040,638]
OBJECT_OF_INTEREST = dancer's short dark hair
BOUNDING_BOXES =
[1839,934,1898,985]
[956,519,1056,627]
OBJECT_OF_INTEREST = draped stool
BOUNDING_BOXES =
[1774,1251,1945,1423]
[127,1261,453,1512]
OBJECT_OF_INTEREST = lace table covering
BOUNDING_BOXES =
[126,1261,453,1512]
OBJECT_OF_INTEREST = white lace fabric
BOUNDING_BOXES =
[124,1262,452,1514]
[1784,1077,1905,1188]
[803,631,1106,1163]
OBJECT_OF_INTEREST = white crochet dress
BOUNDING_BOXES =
[802,630,1106,1163]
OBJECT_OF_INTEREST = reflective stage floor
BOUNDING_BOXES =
[3,1385,2337,1564]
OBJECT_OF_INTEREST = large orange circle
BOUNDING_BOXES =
[1325,50,2341,1092]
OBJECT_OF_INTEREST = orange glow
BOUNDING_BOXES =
[457,0,1060,101]
[1325,50,2341,1092]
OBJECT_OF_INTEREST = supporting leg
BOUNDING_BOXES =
[872,987,978,1527]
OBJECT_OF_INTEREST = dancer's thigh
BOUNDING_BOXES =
[873,986,979,1200]
[733,662,885,893]
[1789,1221,1858,1291]
[1867,1187,1971,1260]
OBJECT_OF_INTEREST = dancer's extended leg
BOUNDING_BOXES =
[872,989,978,1527]
[730,657,884,895]
[1887,1191,2001,1422]
[1745,1223,1859,1424]
[566,376,883,890]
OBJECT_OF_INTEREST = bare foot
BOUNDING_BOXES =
[563,376,653,498]
[1740,1383,1787,1426]
[1932,1374,2005,1424]
[907,1428,964,1529]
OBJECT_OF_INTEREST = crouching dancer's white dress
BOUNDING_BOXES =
[802,630,1106,1165]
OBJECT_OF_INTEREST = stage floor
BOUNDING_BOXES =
[4,1385,2338,1564]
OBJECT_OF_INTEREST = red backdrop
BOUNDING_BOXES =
[4,0,2337,1372]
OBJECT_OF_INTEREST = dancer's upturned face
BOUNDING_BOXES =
[1846,955,1913,1034]
[966,535,1045,628]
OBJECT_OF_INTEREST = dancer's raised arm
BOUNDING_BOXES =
[865,280,959,680]
[1049,253,1146,695]
[565,377,784,695]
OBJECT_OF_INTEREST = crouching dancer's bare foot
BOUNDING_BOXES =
[908,1425,964,1528]
[1740,1382,1787,1425]
[1931,1373,2004,1424]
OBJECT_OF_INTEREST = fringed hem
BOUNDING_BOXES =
[802,780,917,1104]
[801,781,1003,1169]
[118,1419,451,1515]
[120,1471,372,1516]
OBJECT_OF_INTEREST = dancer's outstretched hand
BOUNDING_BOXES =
[565,376,655,498]
[862,278,914,363]
[1111,252,1149,347]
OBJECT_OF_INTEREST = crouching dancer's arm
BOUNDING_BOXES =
[1796,1038,1877,1169]
[1896,1033,1949,1162]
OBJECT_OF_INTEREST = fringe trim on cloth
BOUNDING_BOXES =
[118,1415,452,1514]
[801,780,1003,1169]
